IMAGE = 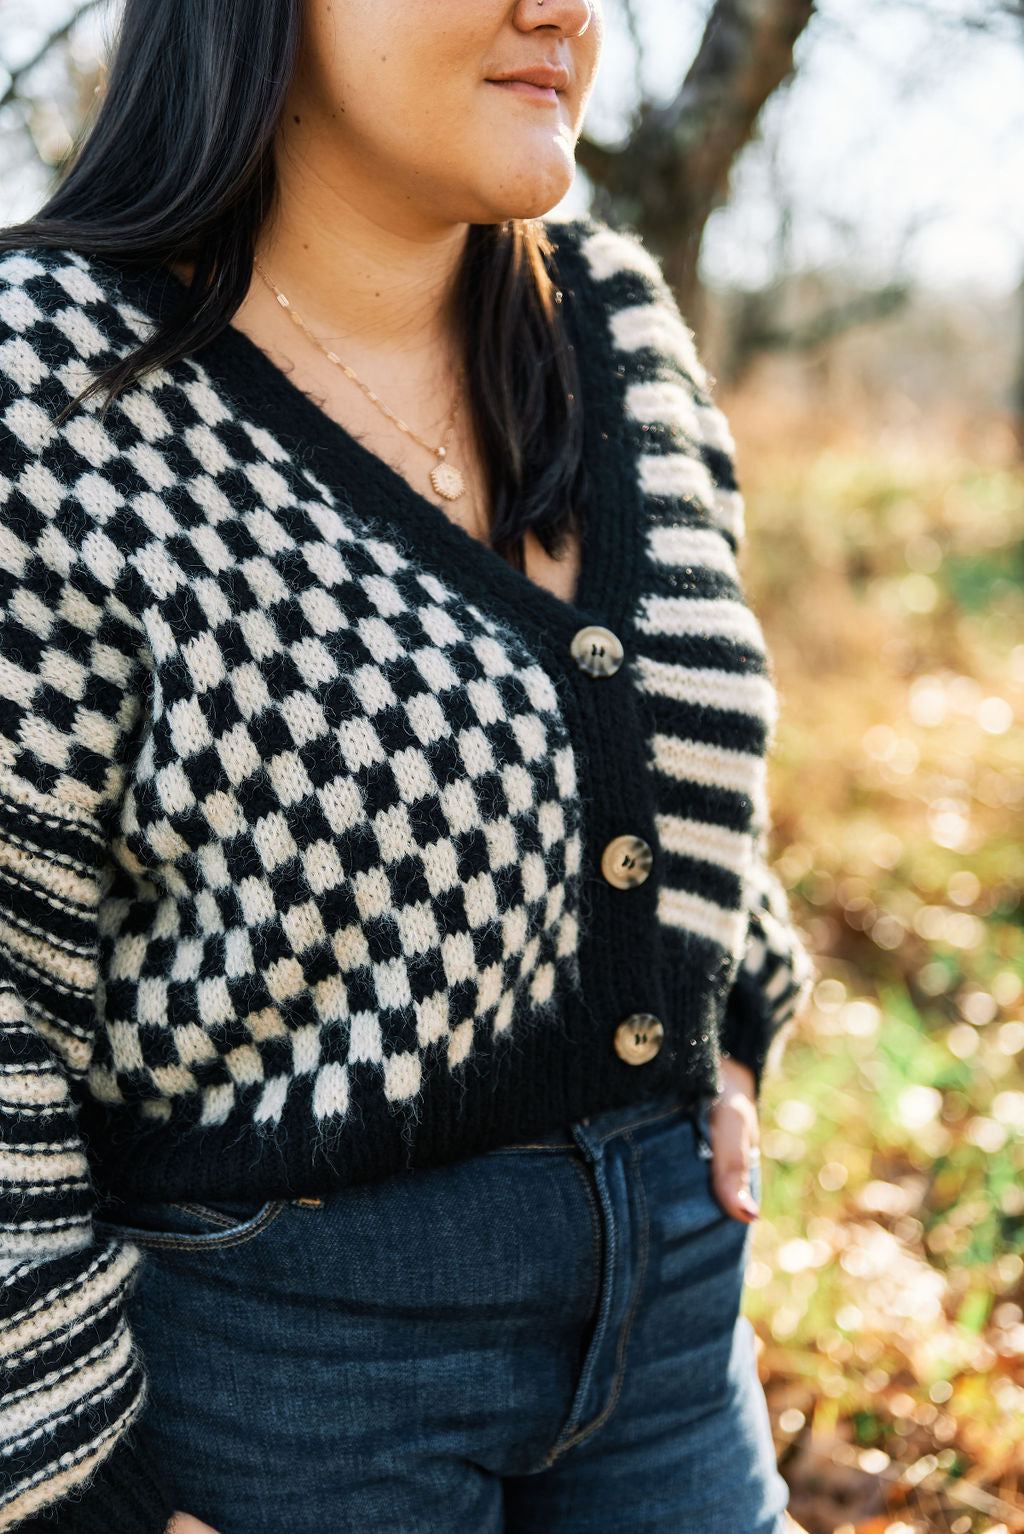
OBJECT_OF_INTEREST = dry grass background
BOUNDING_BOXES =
[723,370,1024,1534]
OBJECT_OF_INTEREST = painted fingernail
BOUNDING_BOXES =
[737,1187,760,1218]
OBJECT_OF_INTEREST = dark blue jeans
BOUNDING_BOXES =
[98,1091,790,1533]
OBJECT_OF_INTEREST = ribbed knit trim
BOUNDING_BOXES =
[10,1430,173,1534]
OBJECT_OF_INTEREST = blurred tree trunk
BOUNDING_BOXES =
[577,0,816,329]
[719,278,912,386]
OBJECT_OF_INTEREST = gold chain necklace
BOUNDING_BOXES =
[253,258,466,503]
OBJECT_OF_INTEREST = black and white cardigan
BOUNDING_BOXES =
[0,218,811,1530]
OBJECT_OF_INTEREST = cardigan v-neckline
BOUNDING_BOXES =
[109,226,640,653]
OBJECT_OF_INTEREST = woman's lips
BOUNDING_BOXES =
[488,79,560,104]
[486,65,569,104]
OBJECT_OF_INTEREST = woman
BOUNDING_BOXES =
[0,2,812,1531]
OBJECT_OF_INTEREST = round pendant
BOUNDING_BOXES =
[430,461,466,502]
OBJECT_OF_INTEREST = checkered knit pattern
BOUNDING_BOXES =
[0,219,811,1529]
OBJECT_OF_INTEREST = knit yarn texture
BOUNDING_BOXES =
[0,218,811,1529]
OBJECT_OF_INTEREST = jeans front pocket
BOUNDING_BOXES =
[684,1095,765,1224]
[689,1093,716,1161]
[94,1196,286,1253]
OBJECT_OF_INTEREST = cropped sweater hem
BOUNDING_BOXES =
[82,978,720,1205]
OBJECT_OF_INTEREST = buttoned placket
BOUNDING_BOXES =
[565,617,667,1070]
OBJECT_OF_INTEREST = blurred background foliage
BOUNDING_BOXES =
[736,395,1023,1533]
[1,2,1021,1530]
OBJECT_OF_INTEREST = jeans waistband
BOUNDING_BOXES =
[496,1088,713,1152]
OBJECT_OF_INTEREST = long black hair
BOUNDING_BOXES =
[0,0,586,570]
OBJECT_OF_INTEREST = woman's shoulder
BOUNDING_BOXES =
[0,244,170,483]
[0,243,153,383]
[543,213,670,290]
[0,241,122,324]
[541,213,712,398]
[544,213,743,549]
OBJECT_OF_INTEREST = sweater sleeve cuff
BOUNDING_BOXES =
[15,1429,175,1534]
[718,969,774,1099]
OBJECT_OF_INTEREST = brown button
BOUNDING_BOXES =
[570,625,624,677]
[614,1014,664,1065]
[601,834,653,889]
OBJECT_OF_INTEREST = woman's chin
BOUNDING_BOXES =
[473,160,577,224]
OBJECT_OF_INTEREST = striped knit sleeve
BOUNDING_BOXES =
[638,286,818,1094]
[719,844,815,1094]
[0,257,172,1531]
[644,287,818,1093]
[573,219,813,1097]
[656,287,816,1090]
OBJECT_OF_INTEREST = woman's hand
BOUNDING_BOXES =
[708,1055,762,1222]
[167,1515,220,1533]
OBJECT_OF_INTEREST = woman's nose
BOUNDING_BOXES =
[513,0,594,38]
